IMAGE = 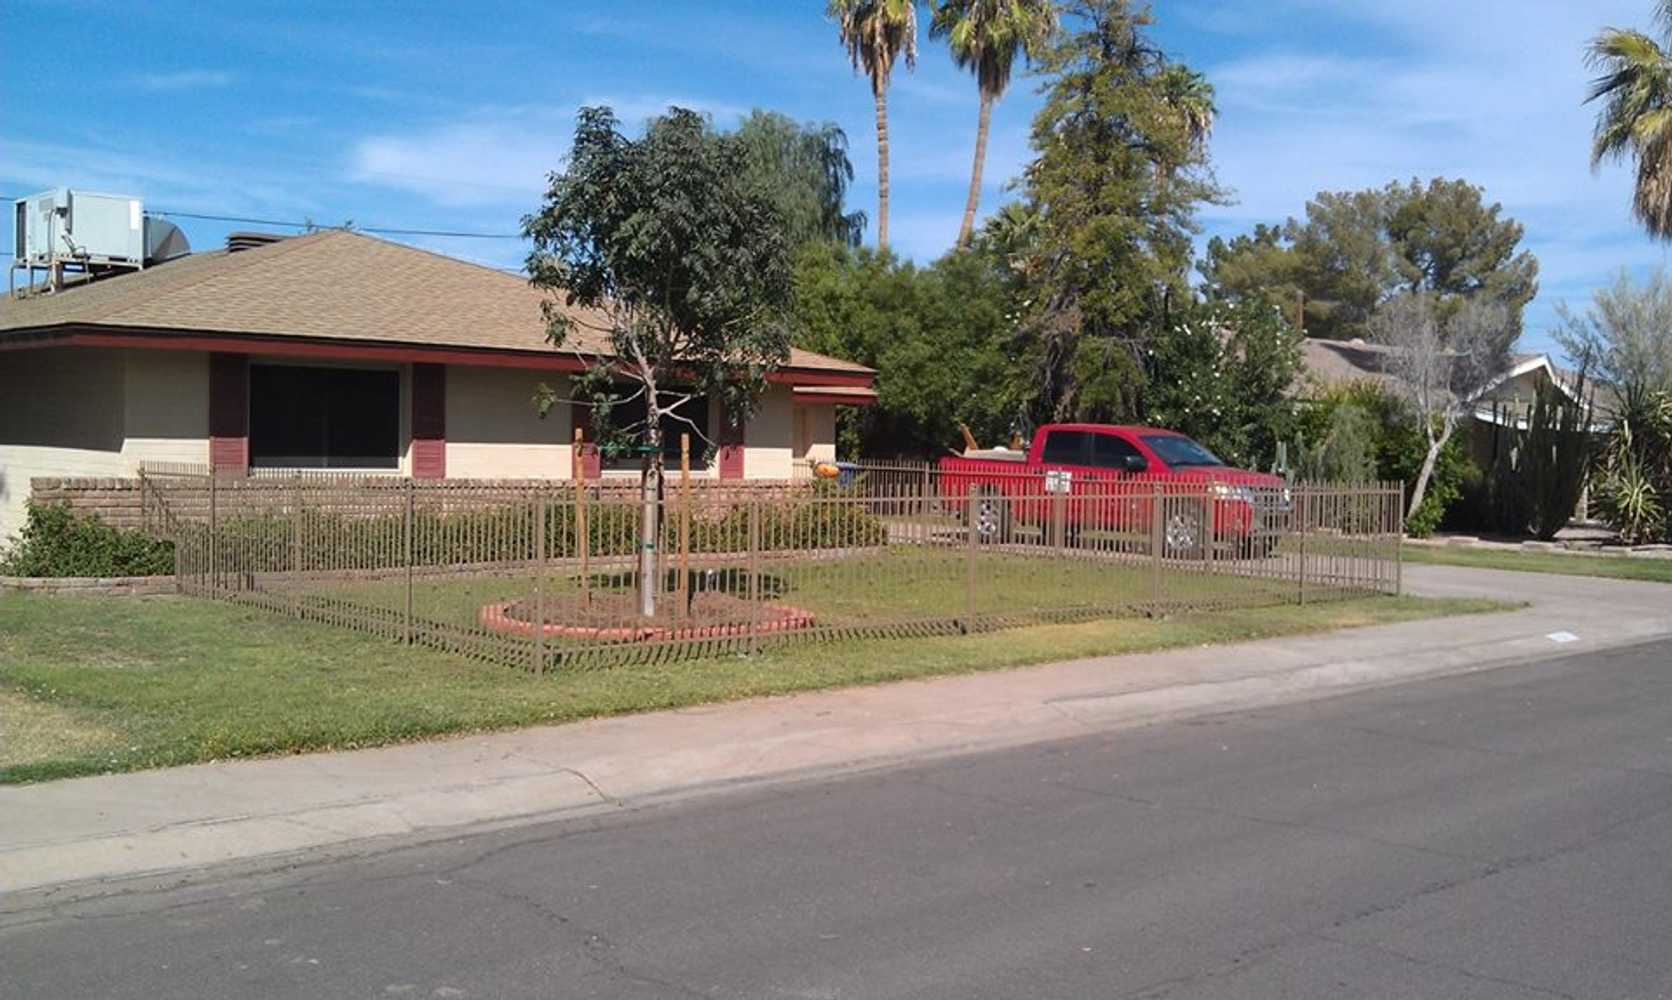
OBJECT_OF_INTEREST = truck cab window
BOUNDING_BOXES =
[1040,430,1090,465]
[1090,433,1142,470]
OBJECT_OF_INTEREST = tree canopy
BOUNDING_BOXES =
[734,110,866,248]
[523,105,796,455]
[1202,178,1538,342]
[1002,0,1224,425]
[792,242,1018,457]
[1586,2,1672,240]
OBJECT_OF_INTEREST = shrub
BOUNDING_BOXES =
[0,502,176,577]
[1593,393,1672,543]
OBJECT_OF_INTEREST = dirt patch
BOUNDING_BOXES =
[479,591,817,643]
[0,688,123,769]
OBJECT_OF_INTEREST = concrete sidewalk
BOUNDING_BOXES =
[3,563,1669,897]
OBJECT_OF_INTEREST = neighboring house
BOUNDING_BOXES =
[1298,337,1605,468]
[0,229,876,538]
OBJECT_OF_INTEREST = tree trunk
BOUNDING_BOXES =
[874,83,890,250]
[956,89,994,249]
[1406,418,1456,526]
[638,435,662,619]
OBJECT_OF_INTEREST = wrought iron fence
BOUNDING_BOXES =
[144,464,1401,671]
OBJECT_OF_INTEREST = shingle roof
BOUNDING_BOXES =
[0,228,871,376]
[1296,338,1400,393]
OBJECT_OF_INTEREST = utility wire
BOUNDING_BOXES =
[0,196,525,240]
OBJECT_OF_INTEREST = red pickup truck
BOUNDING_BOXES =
[938,423,1291,556]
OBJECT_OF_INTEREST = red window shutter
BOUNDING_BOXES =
[571,400,600,478]
[411,363,446,479]
[718,400,745,480]
[208,353,248,473]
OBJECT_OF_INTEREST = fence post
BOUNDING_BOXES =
[1150,483,1163,614]
[679,434,690,621]
[209,471,219,595]
[574,427,590,607]
[1297,487,1308,606]
[748,499,760,655]
[403,480,414,644]
[964,483,978,632]
[534,490,546,674]
[1392,483,1403,596]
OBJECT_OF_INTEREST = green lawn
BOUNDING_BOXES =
[310,544,1362,659]
[0,589,1511,784]
[1402,544,1672,583]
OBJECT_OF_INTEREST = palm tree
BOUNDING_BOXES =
[1154,64,1215,182]
[1587,3,1672,239]
[933,0,1057,249]
[828,0,919,250]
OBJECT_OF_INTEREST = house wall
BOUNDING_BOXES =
[2,347,848,538]
[744,384,796,480]
[446,367,572,478]
[121,350,210,468]
[0,348,129,538]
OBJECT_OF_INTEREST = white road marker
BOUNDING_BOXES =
[1546,631,1580,644]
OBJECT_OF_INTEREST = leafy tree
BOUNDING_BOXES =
[1586,2,1672,240]
[1553,267,1672,413]
[930,0,1057,248]
[523,106,795,617]
[734,110,866,247]
[1141,295,1303,468]
[827,0,920,249]
[792,242,1019,457]
[1202,178,1538,341]
[1007,0,1223,425]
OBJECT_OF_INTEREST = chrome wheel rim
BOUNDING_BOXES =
[1165,511,1199,552]
[975,498,1002,540]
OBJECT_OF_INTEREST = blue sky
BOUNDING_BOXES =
[4,0,1668,357]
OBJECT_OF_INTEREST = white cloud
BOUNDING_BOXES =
[347,95,756,208]
[134,70,234,92]
[350,117,570,208]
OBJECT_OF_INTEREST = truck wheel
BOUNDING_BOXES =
[972,492,1011,544]
[1163,503,1206,560]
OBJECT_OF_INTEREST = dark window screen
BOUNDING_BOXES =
[249,364,400,469]
[598,389,709,469]
[1090,433,1142,469]
[1040,430,1089,465]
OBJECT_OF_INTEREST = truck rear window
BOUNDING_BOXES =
[1141,435,1224,468]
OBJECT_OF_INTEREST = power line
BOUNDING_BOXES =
[0,196,526,240]
[152,208,524,240]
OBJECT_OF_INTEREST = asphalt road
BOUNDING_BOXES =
[7,638,1672,999]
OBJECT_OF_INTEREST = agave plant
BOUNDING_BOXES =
[1594,392,1672,543]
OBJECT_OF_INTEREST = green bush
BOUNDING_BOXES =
[1593,393,1672,544]
[180,491,888,574]
[0,502,176,577]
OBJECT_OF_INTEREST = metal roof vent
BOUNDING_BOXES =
[226,231,288,253]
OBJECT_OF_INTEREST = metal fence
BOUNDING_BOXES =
[142,464,1402,671]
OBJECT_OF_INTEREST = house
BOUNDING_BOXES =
[1298,337,1604,467]
[0,229,876,538]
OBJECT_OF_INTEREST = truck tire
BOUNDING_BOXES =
[1163,501,1207,560]
[971,491,1011,544]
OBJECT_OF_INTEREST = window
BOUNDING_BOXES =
[1140,434,1224,468]
[594,388,710,469]
[249,364,400,469]
[1040,430,1090,465]
[1090,433,1144,470]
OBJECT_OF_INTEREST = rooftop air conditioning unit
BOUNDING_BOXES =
[11,189,191,295]
[14,188,145,267]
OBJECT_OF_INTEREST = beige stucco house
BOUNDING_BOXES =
[0,229,875,538]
